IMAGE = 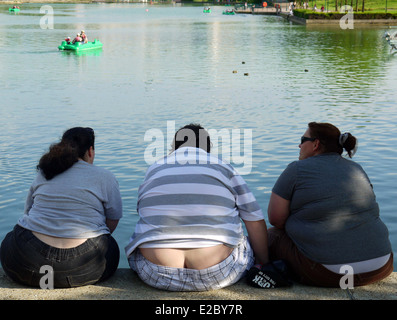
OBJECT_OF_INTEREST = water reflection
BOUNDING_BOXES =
[60,49,103,57]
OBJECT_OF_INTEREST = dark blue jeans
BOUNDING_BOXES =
[0,225,119,288]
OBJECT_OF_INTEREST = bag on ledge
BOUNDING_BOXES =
[246,260,293,289]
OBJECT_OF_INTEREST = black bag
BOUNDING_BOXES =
[246,260,293,288]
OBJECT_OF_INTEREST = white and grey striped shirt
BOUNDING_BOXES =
[125,147,263,257]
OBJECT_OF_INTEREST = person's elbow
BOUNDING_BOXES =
[267,192,290,229]
[106,219,119,233]
[268,210,286,229]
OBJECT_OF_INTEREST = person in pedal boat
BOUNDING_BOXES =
[72,33,82,44]
[80,30,88,44]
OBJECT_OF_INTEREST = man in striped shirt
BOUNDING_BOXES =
[125,124,269,291]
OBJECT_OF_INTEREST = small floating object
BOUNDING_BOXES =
[384,30,397,53]
[242,61,245,64]
[244,73,249,76]
[304,69,309,72]
[222,10,236,15]
[232,70,237,73]
[58,39,103,52]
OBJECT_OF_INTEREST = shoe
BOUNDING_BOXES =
[246,260,293,289]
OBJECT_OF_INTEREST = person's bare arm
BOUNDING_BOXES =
[244,219,269,265]
[267,192,290,229]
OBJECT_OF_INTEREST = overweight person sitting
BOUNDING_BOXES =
[125,123,269,291]
[267,122,393,287]
[0,127,122,288]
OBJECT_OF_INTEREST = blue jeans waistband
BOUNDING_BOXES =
[14,224,106,262]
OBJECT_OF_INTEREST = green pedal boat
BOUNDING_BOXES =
[9,8,20,12]
[222,10,235,15]
[58,39,103,52]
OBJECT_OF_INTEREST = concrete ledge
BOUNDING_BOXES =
[0,269,396,300]
[280,12,307,24]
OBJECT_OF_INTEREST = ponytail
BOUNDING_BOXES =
[37,142,79,180]
[37,127,95,180]
[308,122,358,158]
[339,132,358,158]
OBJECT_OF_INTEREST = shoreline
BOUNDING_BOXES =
[234,7,397,25]
[280,12,397,25]
[2,0,94,4]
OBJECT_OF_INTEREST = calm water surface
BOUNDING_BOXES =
[1,4,396,268]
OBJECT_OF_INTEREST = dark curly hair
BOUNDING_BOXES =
[37,127,95,180]
[171,123,211,153]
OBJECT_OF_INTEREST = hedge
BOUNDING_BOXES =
[293,9,397,19]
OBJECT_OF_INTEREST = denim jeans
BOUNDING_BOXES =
[0,225,119,288]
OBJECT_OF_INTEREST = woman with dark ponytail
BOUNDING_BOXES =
[37,127,96,180]
[267,122,393,287]
[0,127,123,288]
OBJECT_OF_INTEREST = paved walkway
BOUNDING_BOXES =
[0,269,396,300]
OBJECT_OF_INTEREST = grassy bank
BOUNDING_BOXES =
[289,0,397,12]
[293,8,397,18]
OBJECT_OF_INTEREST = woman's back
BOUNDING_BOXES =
[19,160,122,239]
[274,153,392,264]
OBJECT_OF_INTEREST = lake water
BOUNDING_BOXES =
[0,3,396,269]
